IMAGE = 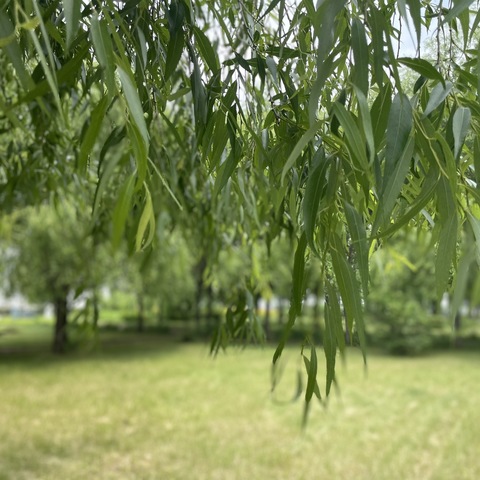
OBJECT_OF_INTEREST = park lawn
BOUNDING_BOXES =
[1,331,480,480]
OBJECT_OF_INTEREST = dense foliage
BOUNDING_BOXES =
[2,0,480,412]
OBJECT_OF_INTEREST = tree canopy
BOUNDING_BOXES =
[2,0,480,411]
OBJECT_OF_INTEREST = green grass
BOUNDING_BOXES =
[1,326,480,479]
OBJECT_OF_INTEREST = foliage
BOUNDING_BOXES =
[6,201,113,350]
[2,1,480,406]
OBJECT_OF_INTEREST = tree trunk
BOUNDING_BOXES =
[264,298,271,341]
[52,296,68,354]
[137,293,145,332]
[194,255,208,333]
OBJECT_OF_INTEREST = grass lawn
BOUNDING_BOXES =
[1,324,480,479]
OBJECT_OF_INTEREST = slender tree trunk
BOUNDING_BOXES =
[137,293,145,332]
[92,290,99,329]
[52,296,68,354]
[194,255,207,333]
[264,298,271,341]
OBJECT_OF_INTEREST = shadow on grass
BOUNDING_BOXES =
[0,324,203,368]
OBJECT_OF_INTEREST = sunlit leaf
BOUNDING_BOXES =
[452,107,471,159]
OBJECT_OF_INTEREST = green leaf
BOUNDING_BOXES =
[378,166,439,238]
[450,245,473,325]
[443,0,476,23]
[309,0,347,124]
[281,121,321,184]
[165,29,184,81]
[78,96,109,173]
[64,0,81,51]
[304,344,318,403]
[373,136,415,233]
[385,93,413,179]
[398,57,445,86]
[91,15,116,95]
[354,86,375,165]
[193,26,219,72]
[112,174,135,250]
[213,151,240,198]
[331,103,369,172]
[351,18,369,94]
[135,185,156,251]
[302,344,321,427]
[405,0,422,47]
[326,281,345,354]
[303,149,329,255]
[323,300,337,396]
[273,233,307,365]
[422,81,453,118]
[371,83,392,149]
[467,213,480,264]
[330,233,367,361]
[344,202,369,296]
[0,12,34,90]
[452,106,471,159]
[117,65,149,149]
[435,177,458,297]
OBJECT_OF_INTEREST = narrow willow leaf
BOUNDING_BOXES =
[436,214,458,297]
[213,151,239,198]
[78,96,109,172]
[0,13,34,90]
[323,301,337,395]
[331,103,369,172]
[93,150,124,219]
[191,61,208,128]
[474,136,480,186]
[91,15,116,95]
[309,0,346,124]
[450,245,473,325]
[112,174,135,250]
[351,18,369,94]
[26,26,63,121]
[422,81,453,118]
[117,65,149,149]
[193,26,219,72]
[273,233,307,365]
[64,0,81,50]
[467,212,480,263]
[128,122,148,189]
[398,58,445,86]
[385,93,413,178]
[281,121,321,184]
[452,106,471,158]
[210,111,229,169]
[371,82,392,149]
[378,166,439,238]
[326,281,345,353]
[303,149,328,255]
[165,29,184,80]
[370,6,385,87]
[435,178,458,297]
[302,345,321,428]
[443,0,475,23]
[304,345,318,403]
[344,202,369,296]
[354,86,375,165]
[405,0,422,47]
[330,234,367,361]
[374,136,415,233]
[135,185,156,251]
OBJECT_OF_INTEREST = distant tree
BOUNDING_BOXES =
[8,203,111,353]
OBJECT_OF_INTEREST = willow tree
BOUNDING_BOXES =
[1,0,480,412]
